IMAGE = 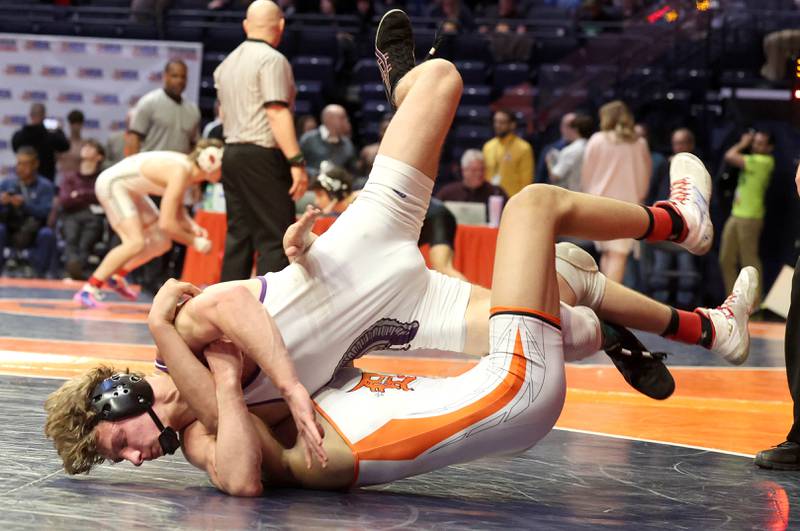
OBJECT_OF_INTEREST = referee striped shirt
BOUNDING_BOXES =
[214,38,296,149]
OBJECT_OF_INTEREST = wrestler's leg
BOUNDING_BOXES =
[377,58,462,181]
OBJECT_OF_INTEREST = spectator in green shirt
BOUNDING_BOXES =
[720,130,775,304]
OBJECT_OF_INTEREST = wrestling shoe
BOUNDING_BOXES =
[375,9,415,108]
[695,266,758,365]
[107,274,138,301]
[655,152,713,255]
[755,441,800,470]
[73,285,105,309]
[601,321,675,400]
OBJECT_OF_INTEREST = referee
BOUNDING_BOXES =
[214,0,308,280]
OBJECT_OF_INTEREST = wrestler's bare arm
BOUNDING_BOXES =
[151,279,328,467]
[158,168,196,246]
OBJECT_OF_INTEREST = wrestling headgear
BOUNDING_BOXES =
[90,373,180,455]
[196,145,223,173]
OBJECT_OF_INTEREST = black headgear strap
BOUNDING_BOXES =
[91,373,180,456]
[145,408,180,456]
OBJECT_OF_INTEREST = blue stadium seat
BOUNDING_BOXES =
[537,63,575,88]
[296,79,323,108]
[359,83,385,101]
[122,23,159,40]
[461,85,492,106]
[455,105,492,125]
[166,24,204,43]
[534,36,580,64]
[206,26,245,53]
[296,28,338,58]
[294,99,312,116]
[353,59,380,85]
[455,61,488,85]
[35,20,77,37]
[453,125,493,148]
[450,34,492,63]
[362,100,392,122]
[493,63,530,90]
[292,56,334,87]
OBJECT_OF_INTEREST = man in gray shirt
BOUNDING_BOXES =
[299,104,358,177]
[214,0,308,279]
[126,60,200,155]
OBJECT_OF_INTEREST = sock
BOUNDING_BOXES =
[661,308,713,348]
[88,276,103,289]
[115,269,129,279]
[637,204,685,242]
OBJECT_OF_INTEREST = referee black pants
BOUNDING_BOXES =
[787,255,800,443]
[220,144,294,280]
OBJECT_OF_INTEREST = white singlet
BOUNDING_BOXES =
[314,312,566,487]
[95,151,191,226]
[240,155,473,406]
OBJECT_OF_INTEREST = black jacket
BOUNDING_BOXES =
[11,124,70,181]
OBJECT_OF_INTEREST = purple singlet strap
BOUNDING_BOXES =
[258,275,267,303]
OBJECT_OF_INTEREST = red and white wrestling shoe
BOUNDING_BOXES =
[73,285,105,309]
[656,152,714,256]
[107,274,138,301]
[696,266,759,365]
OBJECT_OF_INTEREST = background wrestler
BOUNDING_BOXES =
[74,139,224,308]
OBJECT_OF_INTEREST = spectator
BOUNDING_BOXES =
[215,0,308,280]
[357,113,392,178]
[105,108,135,168]
[11,103,70,182]
[754,162,800,471]
[299,104,358,177]
[581,100,651,283]
[482,109,534,197]
[202,100,224,141]
[310,162,355,215]
[546,113,593,192]
[635,122,666,189]
[645,127,700,308]
[436,149,508,220]
[535,112,575,183]
[56,110,85,183]
[295,114,318,138]
[761,29,800,82]
[426,0,475,32]
[719,129,775,304]
[126,60,200,156]
[58,140,105,280]
[0,147,56,277]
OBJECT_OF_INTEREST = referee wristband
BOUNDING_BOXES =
[287,153,306,167]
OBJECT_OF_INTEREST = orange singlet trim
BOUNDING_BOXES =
[353,328,528,461]
[314,404,360,488]
[490,305,561,328]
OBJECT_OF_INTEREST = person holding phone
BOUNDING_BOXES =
[11,103,70,182]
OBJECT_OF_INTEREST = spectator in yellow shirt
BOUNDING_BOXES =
[482,109,534,197]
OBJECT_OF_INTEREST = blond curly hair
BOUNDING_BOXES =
[43,366,137,474]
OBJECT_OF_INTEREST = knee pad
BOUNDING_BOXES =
[555,242,607,311]
[560,303,602,362]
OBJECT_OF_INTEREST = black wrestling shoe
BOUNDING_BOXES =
[755,441,800,470]
[601,321,675,400]
[375,9,416,108]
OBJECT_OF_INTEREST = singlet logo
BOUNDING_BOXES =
[350,373,417,394]
[336,317,419,373]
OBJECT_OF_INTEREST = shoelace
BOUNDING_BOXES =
[717,291,738,320]
[670,177,693,204]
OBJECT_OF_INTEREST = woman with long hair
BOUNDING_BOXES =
[580,100,652,283]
